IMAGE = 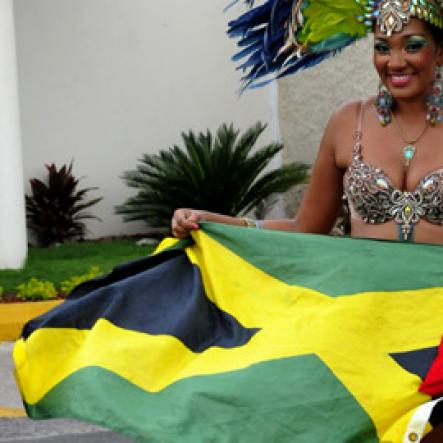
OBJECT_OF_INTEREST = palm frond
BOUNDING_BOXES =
[117,122,310,233]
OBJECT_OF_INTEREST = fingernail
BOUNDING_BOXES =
[193,224,200,230]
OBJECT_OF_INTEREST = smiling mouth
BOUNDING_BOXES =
[388,74,415,87]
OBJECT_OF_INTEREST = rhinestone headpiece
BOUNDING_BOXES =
[357,0,443,36]
[378,0,410,36]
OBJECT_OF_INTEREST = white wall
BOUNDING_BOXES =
[278,37,378,215]
[14,0,276,239]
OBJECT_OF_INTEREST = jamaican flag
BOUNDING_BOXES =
[14,223,443,442]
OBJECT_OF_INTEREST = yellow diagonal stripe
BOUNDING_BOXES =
[14,319,312,405]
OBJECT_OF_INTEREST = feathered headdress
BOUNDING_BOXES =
[228,0,443,90]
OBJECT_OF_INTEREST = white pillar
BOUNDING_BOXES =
[0,0,27,269]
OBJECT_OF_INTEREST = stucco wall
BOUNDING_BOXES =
[13,0,277,239]
[278,38,378,215]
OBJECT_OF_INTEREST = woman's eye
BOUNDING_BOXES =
[405,40,428,52]
[374,42,390,54]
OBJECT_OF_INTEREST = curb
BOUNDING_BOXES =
[0,407,26,418]
[0,300,63,341]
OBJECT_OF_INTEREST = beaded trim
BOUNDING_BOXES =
[345,136,443,240]
[356,0,443,35]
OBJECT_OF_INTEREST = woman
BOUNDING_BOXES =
[171,2,443,441]
[173,17,443,244]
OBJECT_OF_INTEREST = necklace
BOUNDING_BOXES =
[391,113,430,167]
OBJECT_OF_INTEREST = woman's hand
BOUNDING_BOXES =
[171,209,204,238]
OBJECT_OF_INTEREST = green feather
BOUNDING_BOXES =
[298,0,368,49]
[309,32,356,53]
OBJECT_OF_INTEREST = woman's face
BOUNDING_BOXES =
[373,18,443,102]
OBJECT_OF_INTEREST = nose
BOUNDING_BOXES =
[387,49,407,71]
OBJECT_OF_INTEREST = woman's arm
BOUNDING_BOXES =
[257,108,346,233]
[172,105,350,238]
[290,107,346,233]
[172,209,250,238]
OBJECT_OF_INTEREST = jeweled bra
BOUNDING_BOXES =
[344,104,443,241]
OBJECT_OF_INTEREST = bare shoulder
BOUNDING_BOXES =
[326,99,373,168]
[328,100,363,131]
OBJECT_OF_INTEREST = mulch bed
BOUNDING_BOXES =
[0,291,66,304]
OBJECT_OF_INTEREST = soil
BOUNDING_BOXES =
[0,291,67,304]
[91,232,164,242]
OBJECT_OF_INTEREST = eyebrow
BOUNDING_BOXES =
[374,33,428,41]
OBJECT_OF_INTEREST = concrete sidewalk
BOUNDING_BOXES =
[0,342,23,415]
[0,342,134,442]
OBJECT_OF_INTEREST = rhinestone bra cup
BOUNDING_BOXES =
[344,132,443,241]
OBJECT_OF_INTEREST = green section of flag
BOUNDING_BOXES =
[26,355,377,443]
[201,223,443,296]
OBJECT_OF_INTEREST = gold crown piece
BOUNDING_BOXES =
[358,0,443,36]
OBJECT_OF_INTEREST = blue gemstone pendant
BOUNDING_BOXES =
[403,144,416,167]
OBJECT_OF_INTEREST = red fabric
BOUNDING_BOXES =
[420,336,443,398]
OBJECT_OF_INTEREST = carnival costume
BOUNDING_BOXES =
[229,0,443,242]
[345,103,443,241]
[12,2,443,443]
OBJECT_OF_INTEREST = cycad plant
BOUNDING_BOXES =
[26,163,103,246]
[116,122,309,232]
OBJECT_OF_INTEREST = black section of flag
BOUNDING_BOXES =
[390,347,438,380]
[23,249,259,353]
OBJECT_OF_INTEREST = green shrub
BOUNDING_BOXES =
[26,162,103,247]
[0,286,4,299]
[16,278,57,301]
[60,266,101,295]
[116,122,310,233]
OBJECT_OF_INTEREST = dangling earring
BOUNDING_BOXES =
[426,66,443,126]
[375,82,393,126]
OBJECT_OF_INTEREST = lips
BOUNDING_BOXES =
[388,74,415,87]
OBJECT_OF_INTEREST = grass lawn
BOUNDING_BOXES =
[0,239,156,293]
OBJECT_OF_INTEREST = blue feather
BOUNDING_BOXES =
[236,28,265,47]
[228,2,274,37]
[226,0,368,89]
[227,0,299,88]
[225,0,256,9]
[236,51,265,71]
[276,53,331,79]
[232,42,263,62]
